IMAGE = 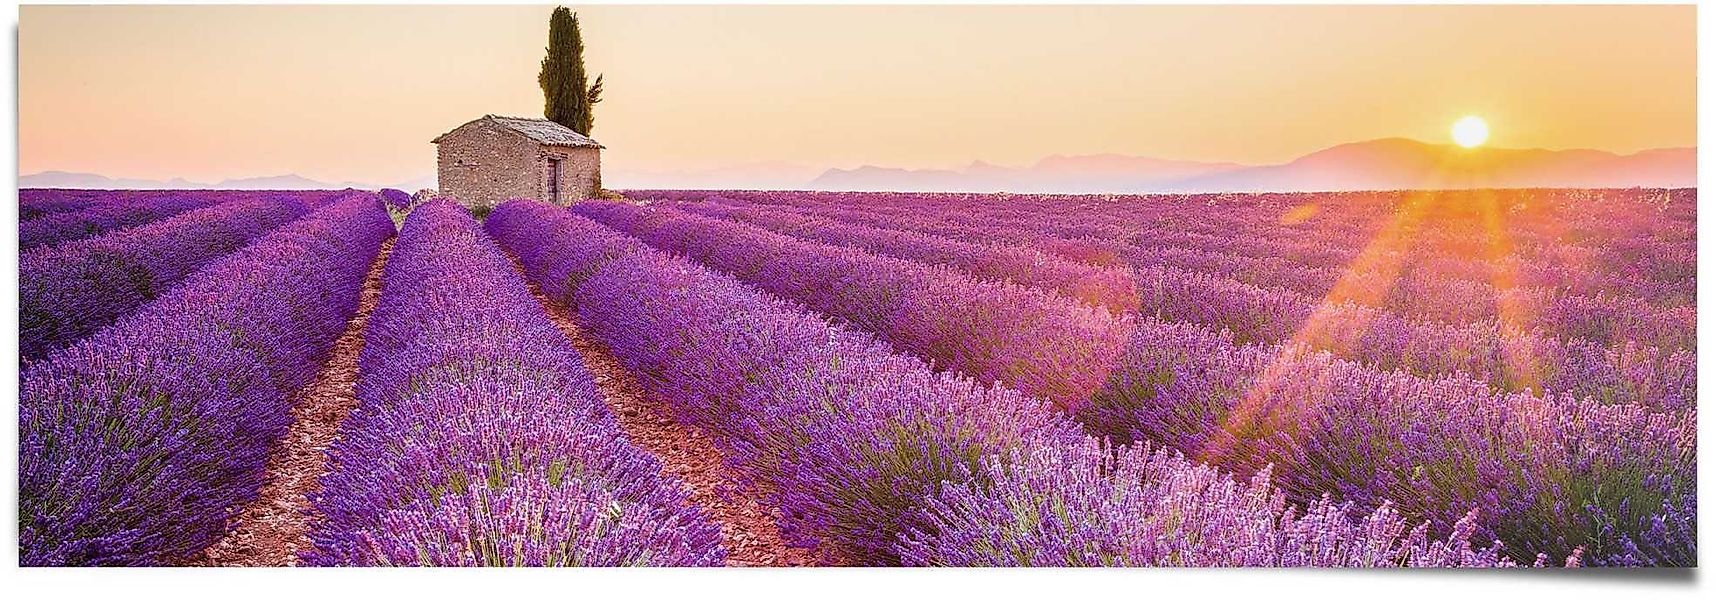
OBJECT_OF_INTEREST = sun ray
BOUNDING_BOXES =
[1198,147,1491,475]
[1473,188,1540,392]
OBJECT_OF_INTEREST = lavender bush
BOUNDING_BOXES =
[378,187,413,211]
[686,192,1692,408]
[19,188,113,221]
[677,200,1139,312]
[706,188,1693,302]
[19,192,224,250]
[700,188,1693,313]
[18,193,393,566]
[1082,320,1695,565]
[496,201,1086,562]
[303,199,723,567]
[1122,262,1693,409]
[488,200,1526,568]
[571,201,1131,410]
[899,439,1554,567]
[625,192,1696,565]
[19,195,316,362]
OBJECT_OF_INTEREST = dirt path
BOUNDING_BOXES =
[195,239,393,567]
[512,260,819,567]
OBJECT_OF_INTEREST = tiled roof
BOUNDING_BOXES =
[433,115,603,148]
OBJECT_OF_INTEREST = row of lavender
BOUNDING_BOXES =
[573,200,1693,565]
[303,200,724,566]
[677,195,1692,408]
[679,198,1692,363]
[666,188,1683,266]
[19,194,393,565]
[672,194,1688,353]
[488,200,1540,567]
[762,188,1695,262]
[21,193,223,250]
[704,190,1694,311]
[1122,262,1691,408]
[20,189,115,220]
[591,202,1689,411]
[678,200,1140,313]
[910,192,1694,347]
[19,194,340,362]
[989,188,1697,303]
[708,188,1695,300]
[573,201,1128,408]
[705,192,1693,344]
[18,189,354,250]
[1124,241,1694,348]
[759,190,1692,562]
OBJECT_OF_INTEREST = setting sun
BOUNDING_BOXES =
[1451,116,1490,148]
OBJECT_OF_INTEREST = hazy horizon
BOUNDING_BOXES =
[19,4,1695,188]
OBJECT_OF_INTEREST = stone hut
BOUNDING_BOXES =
[432,115,603,208]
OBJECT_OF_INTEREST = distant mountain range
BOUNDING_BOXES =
[808,139,1695,193]
[811,154,1245,193]
[18,171,436,192]
[22,138,1694,194]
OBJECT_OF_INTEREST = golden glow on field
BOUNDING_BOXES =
[1199,149,1539,469]
[1451,116,1490,148]
[1279,204,1320,226]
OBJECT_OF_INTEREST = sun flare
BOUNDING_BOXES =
[1451,116,1489,148]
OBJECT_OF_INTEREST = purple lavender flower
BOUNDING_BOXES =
[675,200,1139,312]
[378,188,414,211]
[20,193,321,362]
[19,188,114,220]
[609,191,1695,565]
[899,439,1520,567]
[488,200,1535,567]
[570,201,1132,410]
[20,192,225,250]
[19,193,393,566]
[303,199,723,567]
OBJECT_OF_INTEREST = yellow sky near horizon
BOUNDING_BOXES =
[18,4,1696,185]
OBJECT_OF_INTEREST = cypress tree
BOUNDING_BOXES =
[538,7,603,135]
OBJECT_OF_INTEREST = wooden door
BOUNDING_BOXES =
[547,158,562,203]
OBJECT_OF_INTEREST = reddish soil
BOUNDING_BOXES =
[194,239,393,567]
[514,262,819,567]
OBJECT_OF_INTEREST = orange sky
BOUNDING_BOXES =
[18,4,1696,186]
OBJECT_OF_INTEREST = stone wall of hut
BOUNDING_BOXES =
[436,119,600,208]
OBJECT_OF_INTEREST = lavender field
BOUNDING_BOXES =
[17,187,1696,567]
